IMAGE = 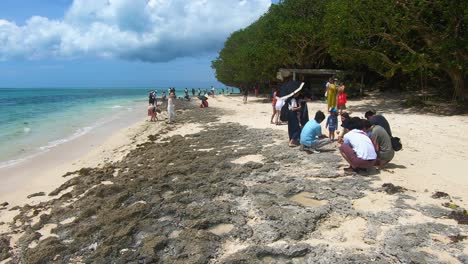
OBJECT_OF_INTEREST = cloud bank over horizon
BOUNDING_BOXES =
[0,0,271,62]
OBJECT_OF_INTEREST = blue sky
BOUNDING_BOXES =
[0,0,276,88]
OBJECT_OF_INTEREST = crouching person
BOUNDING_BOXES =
[299,111,331,153]
[339,117,377,173]
[363,120,394,169]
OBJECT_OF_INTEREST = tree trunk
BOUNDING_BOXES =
[446,68,466,103]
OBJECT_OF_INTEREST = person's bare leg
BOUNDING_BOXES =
[339,145,353,168]
[271,106,276,124]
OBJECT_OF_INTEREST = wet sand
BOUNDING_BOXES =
[0,95,467,263]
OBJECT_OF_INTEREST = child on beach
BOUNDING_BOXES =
[337,82,347,115]
[270,88,278,124]
[326,108,338,141]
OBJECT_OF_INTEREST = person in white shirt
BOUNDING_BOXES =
[167,92,176,123]
[339,117,377,173]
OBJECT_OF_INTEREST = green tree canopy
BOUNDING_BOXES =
[212,0,467,102]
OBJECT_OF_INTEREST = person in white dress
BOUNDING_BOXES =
[167,92,176,123]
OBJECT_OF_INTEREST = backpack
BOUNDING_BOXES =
[280,98,291,122]
[337,93,347,105]
[391,137,403,151]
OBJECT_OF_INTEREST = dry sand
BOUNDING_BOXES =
[0,93,467,262]
[215,94,468,207]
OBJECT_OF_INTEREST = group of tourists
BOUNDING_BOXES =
[272,77,400,174]
[147,86,228,123]
[297,108,397,173]
[147,90,175,123]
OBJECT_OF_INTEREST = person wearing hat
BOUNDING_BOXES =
[326,108,339,141]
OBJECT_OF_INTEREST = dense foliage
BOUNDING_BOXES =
[212,0,467,102]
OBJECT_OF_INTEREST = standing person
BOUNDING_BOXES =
[327,78,338,111]
[148,91,156,105]
[211,86,215,97]
[255,85,259,97]
[222,88,225,95]
[192,88,195,96]
[198,88,202,97]
[274,96,285,125]
[364,110,392,137]
[326,108,338,141]
[287,93,302,147]
[167,92,176,123]
[300,111,331,153]
[147,103,156,122]
[270,88,278,124]
[325,78,332,105]
[339,117,377,173]
[298,95,309,127]
[184,88,189,100]
[162,91,167,101]
[243,87,248,104]
[337,82,347,115]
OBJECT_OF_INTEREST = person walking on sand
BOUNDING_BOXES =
[326,108,338,141]
[211,86,215,97]
[270,88,279,124]
[300,111,331,153]
[167,92,176,123]
[339,117,377,173]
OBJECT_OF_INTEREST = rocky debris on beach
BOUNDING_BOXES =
[432,191,450,199]
[26,192,46,199]
[1,100,467,263]
[381,183,406,195]
[0,235,11,261]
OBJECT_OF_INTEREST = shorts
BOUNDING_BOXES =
[339,144,375,169]
[275,99,285,111]
[337,104,346,110]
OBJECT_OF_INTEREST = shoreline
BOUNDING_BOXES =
[0,100,161,210]
[1,94,467,263]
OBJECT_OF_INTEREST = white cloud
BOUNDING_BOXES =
[0,0,271,62]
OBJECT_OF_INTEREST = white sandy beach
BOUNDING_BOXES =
[215,94,468,207]
[1,93,467,259]
[1,93,468,212]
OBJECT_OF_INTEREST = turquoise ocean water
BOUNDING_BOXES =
[0,87,239,168]
[0,87,157,168]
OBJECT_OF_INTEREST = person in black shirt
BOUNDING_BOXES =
[365,111,392,137]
